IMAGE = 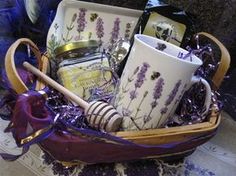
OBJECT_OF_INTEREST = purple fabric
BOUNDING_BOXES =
[1,68,35,92]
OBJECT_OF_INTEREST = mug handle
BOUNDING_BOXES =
[190,76,212,116]
[197,32,230,90]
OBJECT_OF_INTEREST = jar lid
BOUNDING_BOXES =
[54,40,99,59]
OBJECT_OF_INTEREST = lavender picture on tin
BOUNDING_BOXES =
[76,8,87,40]
[109,18,121,51]
[96,17,104,49]
[47,1,142,57]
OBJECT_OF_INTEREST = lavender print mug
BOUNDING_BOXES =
[115,34,212,131]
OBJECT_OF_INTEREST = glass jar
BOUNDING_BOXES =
[54,41,116,101]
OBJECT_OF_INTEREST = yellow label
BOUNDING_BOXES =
[143,12,186,46]
[57,60,114,101]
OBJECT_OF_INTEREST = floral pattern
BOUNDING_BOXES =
[109,18,121,50]
[126,62,150,108]
[123,62,150,129]
[124,23,132,40]
[62,13,77,43]
[76,8,87,40]
[47,23,61,57]
[46,4,140,56]
[184,160,215,176]
[96,17,105,49]
[158,80,182,126]
[142,77,164,127]
[116,59,185,130]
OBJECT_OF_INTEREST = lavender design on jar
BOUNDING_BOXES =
[62,13,77,43]
[125,62,150,129]
[144,77,164,125]
[76,8,87,40]
[96,17,104,50]
[157,80,182,127]
[109,18,120,50]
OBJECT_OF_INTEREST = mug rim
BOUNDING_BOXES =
[134,34,203,66]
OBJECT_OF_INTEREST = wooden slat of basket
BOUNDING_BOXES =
[115,122,212,138]
[115,105,220,138]
[122,131,209,145]
[35,53,49,91]
[119,115,220,145]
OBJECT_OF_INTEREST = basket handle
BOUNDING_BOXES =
[197,32,230,90]
[4,38,46,94]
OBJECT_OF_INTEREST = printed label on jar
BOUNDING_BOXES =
[57,59,115,101]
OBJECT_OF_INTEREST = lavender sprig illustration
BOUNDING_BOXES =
[109,18,120,51]
[157,80,182,127]
[165,80,182,107]
[47,34,60,58]
[122,66,139,93]
[96,17,104,50]
[125,62,150,129]
[47,24,60,57]
[167,83,187,122]
[121,108,141,130]
[124,23,131,40]
[134,62,150,89]
[145,77,164,124]
[126,62,150,108]
[116,66,139,108]
[173,83,187,106]
[76,8,87,40]
[134,91,148,119]
[62,13,77,43]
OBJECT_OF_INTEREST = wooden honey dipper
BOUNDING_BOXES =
[23,62,122,132]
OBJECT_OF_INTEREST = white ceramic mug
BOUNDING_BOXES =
[115,34,211,131]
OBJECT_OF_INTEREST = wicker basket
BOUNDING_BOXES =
[4,32,230,165]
